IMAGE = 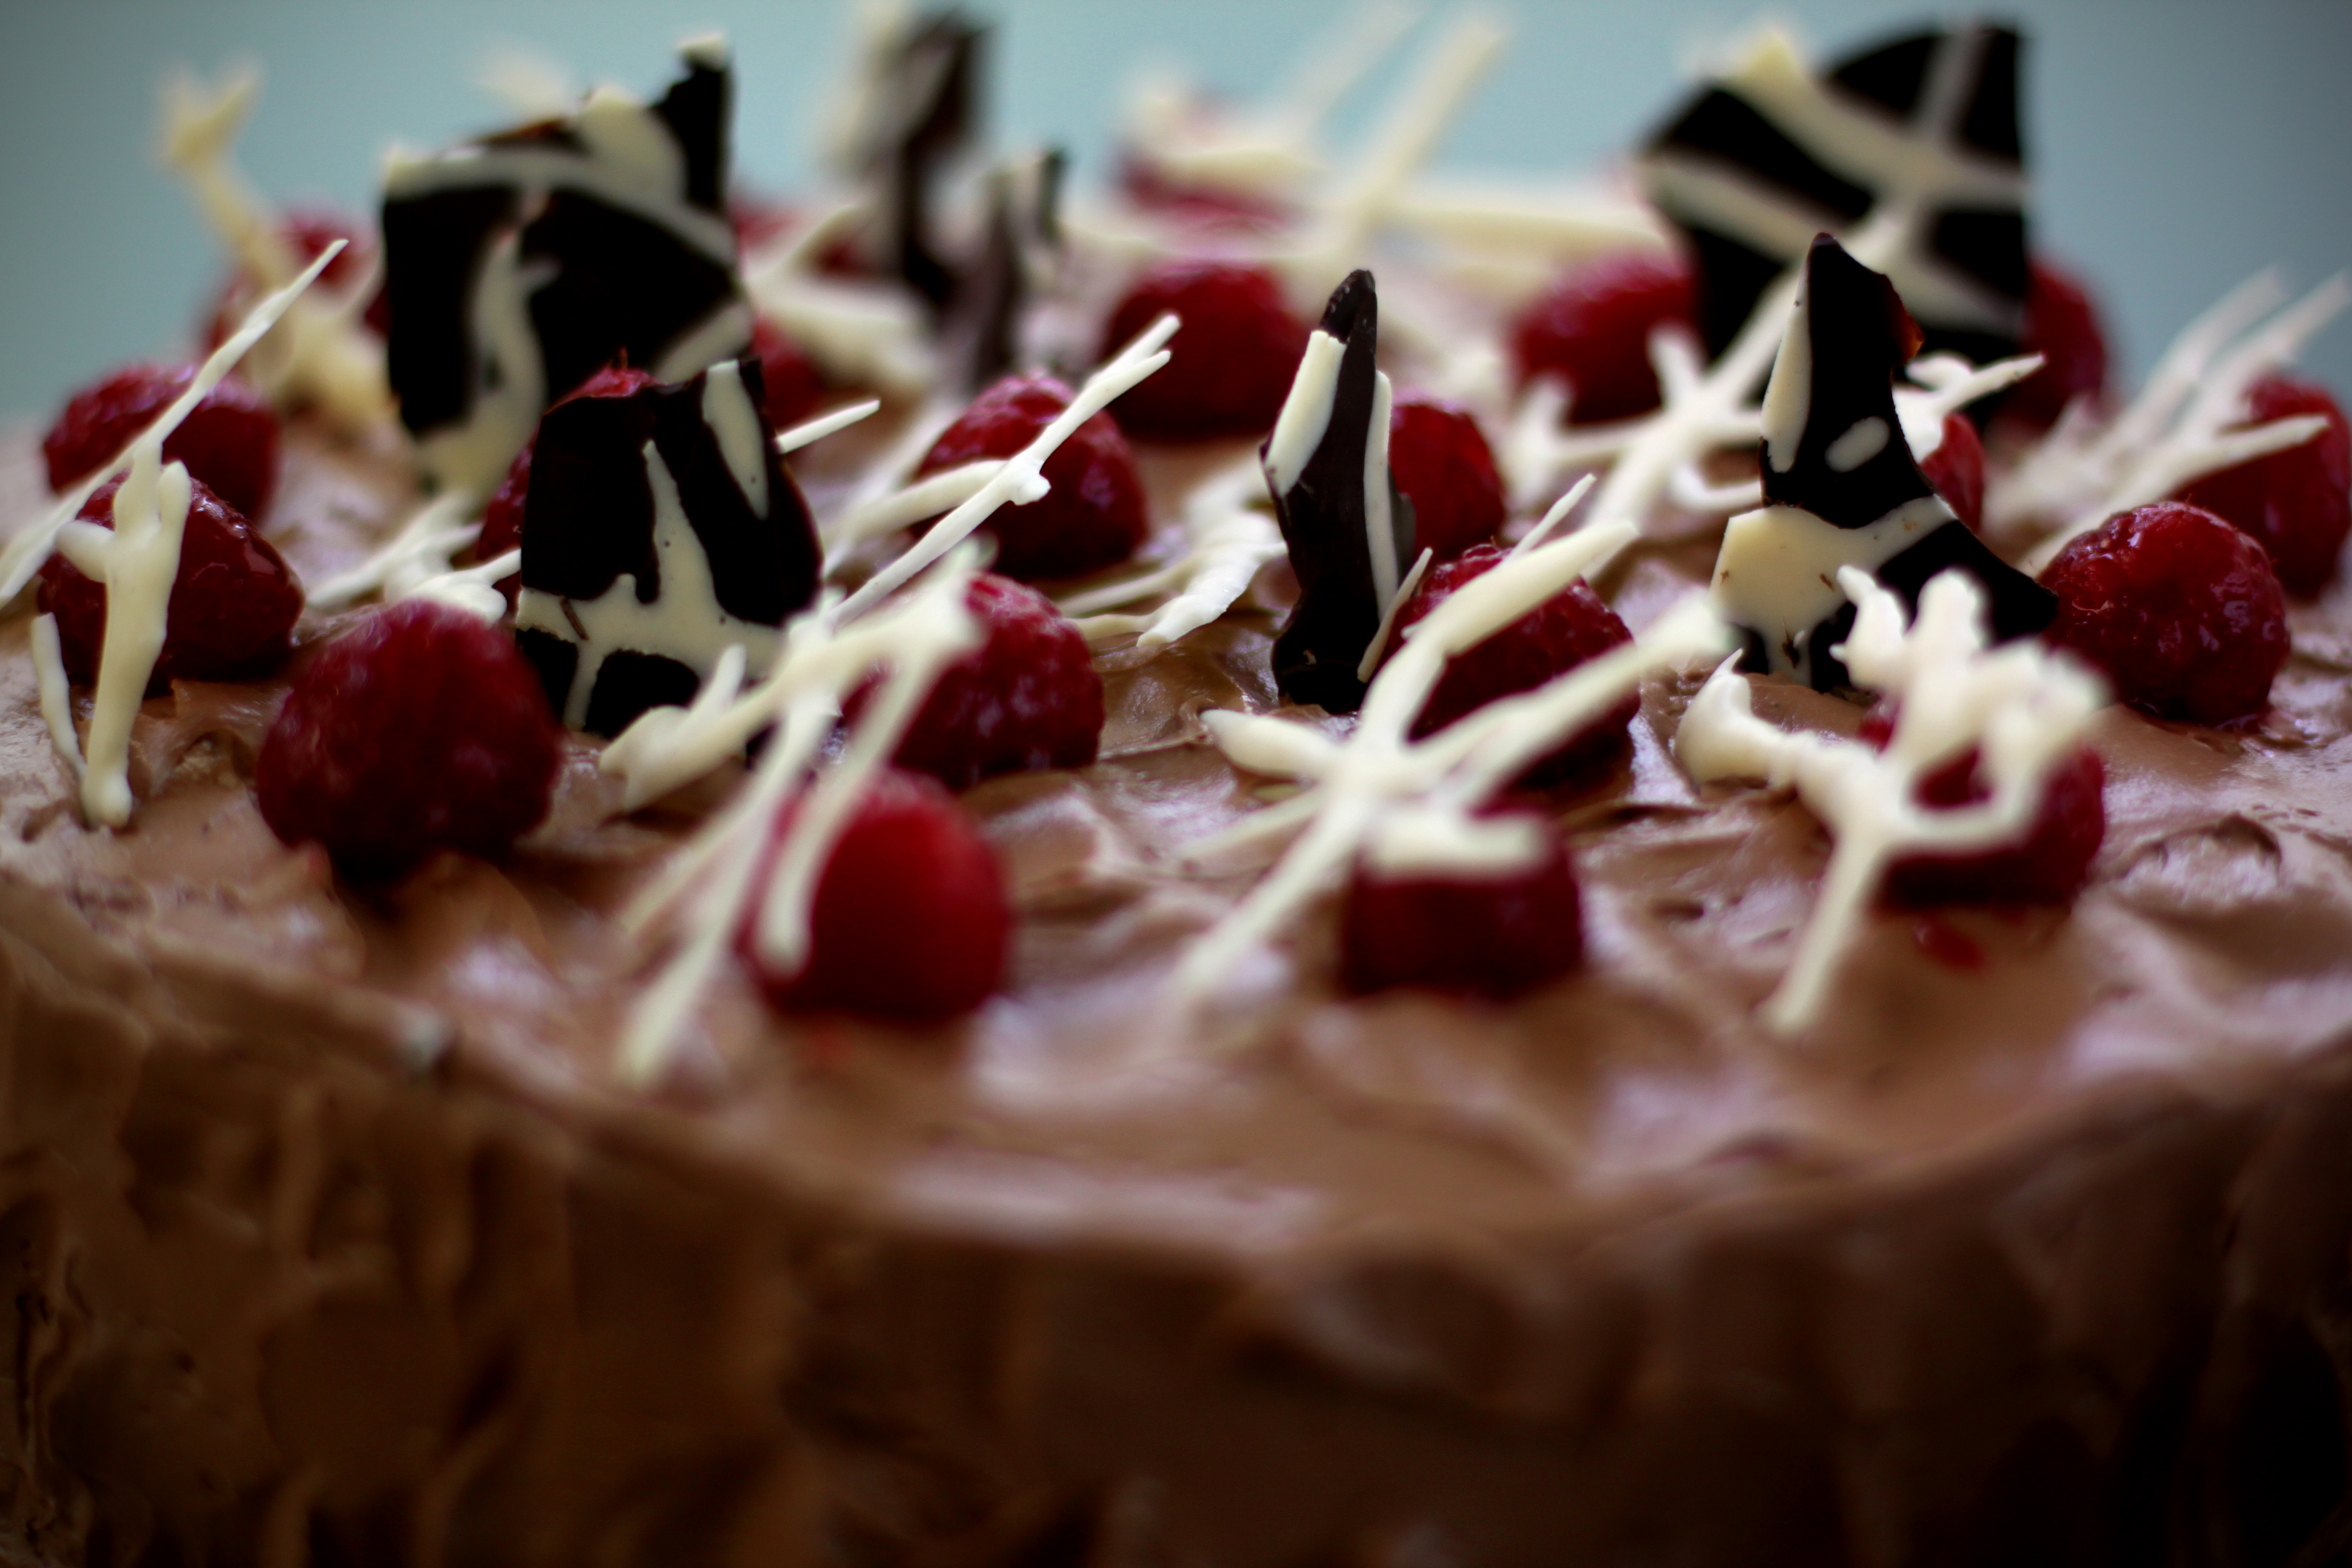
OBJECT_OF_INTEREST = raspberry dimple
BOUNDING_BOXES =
[2003,258,2108,432]
[1340,816,1584,999]
[884,572,1104,791]
[1857,708,2107,906]
[2040,500,2288,727]
[1100,260,1307,441]
[1917,411,1987,532]
[750,318,830,433]
[1388,394,1506,563]
[255,599,562,881]
[2177,374,2352,597]
[44,363,282,521]
[1510,249,1696,424]
[917,373,1148,581]
[1388,543,1637,788]
[38,476,304,693]
[738,768,1010,1023]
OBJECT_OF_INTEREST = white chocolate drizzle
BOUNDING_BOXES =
[1170,523,1732,1016]
[1058,456,1288,653]
[161,69,394,434]
[1999,272,2350,571]
[30,616,83,785]
[1673,565,2106,1035]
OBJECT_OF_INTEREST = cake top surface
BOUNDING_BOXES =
[0,6,2348,1270]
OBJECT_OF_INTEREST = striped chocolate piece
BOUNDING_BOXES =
[512,358,820,736]
[381,42,753,497]
[1641,24,2028,368]
[843,11,985,313]
[1260,269,1416,715]
[1711,235,2051,690]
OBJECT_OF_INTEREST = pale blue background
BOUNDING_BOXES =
[3,1,2348,423]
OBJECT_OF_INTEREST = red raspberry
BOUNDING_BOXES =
[1858,709,2106,906]
[2003,258,2109,432]
[43,363,281,521]
[1339,815,1583,999]
[1917,411,1987,532]
[1387,543,1637,788]
[37,475,303,693]
[2176,375,2352,597]
[1099,260,1307,441]
[738,768,1010,1023]
[1388,393,1506,562]
[750,318,830,433]
[2041,501,2288,727]
[255,600,562,881]
[883,572,1103,791]
[916,373,1148,581]
[1510,249,1696,424]
[205,211,388,344]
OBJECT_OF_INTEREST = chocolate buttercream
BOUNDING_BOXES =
[0,419,2350,1564]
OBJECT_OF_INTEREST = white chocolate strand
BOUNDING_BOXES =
[30,616,83,785]
[1061,456,1287,652]
[832,314,1178,621]
[161,69,393,433]
[1674,566,2106,1035]
[2003,273,2349,570]
[75,452,195,828]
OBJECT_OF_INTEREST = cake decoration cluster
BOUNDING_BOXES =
[6,5,2349,1078]
[1677,564,2105,1034]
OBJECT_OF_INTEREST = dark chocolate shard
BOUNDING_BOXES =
[1760,235,1936,530]
[1262,270,1416,716]
[514,358,820,735]
[1640,23,2029,365]
[1716,235,2052,692]
[380,45,751,497]
[950,148,1065,393]
[846,11,985,313]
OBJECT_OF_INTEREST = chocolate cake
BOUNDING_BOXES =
[1,14,2350,1567]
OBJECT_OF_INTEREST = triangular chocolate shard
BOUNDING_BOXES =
[1639,23,2029,368]
[1713,236,2052,691]
[1261,270,1415,716]
[1759,235,1936,529]
[381,45,752,497]
[513,358,820,735]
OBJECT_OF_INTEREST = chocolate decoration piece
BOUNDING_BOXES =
[952,148,1065,392]
[849,11,985,313]
[381,44,752,497]
[1713,236,2051,690]
[1640,24,2029,366]
[513,358,819,735]
[1262,270,1416,715]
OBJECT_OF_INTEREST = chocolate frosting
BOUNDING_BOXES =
[0,425,2350,1563]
